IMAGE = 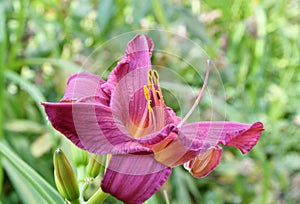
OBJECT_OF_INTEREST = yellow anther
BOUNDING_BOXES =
[147,69,160,86]
[147,69,153,86]
[152,70,159,85]
[155,90,161,100]
[147,100,153,112]
[143,85,150,100]
[143,85,152,112]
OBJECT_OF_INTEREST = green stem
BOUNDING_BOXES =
[86,188,109,204]
[70,198,81,204]
[80,180,91,201]
[163,190,170,204]
[77,165,86,184]
[76,165,88,202]
[0,2,6,194]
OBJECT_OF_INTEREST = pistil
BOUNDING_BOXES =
[177,60,211,128]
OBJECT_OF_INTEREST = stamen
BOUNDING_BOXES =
[152,70,159,85]
[143,85,150,100]
[147,100,152,112]
[148,69,153,86]
[155,90,161,100]
[177,60,211,128]
[133,68,165,137]
[143,85,152,112]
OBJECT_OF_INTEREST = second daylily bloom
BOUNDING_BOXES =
[42,35,264,204]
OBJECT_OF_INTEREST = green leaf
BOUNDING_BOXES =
[0,1,6,194]
[3,159,47,204]
[0,142,64,204]
[173,168,193,204]
[152,0,168,28]
[6,70,47,123]
[96,0,117,34]
[4,120,45,134]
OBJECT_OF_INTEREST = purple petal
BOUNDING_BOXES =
[152,123,206,167]
[137,124,178,146]
[179,121,264,154]
[128,86,150,129]
[220,122,264,154]
[101,154,171,204]
[165,107,181,126]
[152,133,201,167]
[103,35,153,97]
[153,121,263,167]
[42,102,84,149]
[109,67,152,136]
[61,72,109,105]
[41,102,151,154]
[184,146,222,178]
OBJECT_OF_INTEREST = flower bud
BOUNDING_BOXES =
[87,155,105,178]
[53,148,80,203]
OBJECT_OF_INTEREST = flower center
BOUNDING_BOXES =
[131,69,166,138]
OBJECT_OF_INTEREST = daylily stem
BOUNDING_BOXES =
[163,190,170,204]
[86,188,109,204]
[77,165,88,202]
[70,198,81,204]
[177,59,211,127]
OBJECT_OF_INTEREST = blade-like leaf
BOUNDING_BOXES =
[0,1,6,194]
[6,70,47,122]
[152,0,168,28]
[96,0,117,35]
[3,159,46,204]
[0,142,63,204]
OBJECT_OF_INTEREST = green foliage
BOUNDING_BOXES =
[1,0,299,203]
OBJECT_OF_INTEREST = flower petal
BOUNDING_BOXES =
[101,154,171,204]
[152,122,206,167]
[222,122,264,154]
[109,67,151,136]
[42,102,151,154]
[61,72,109,105]
[103,35,153,96]
[152,134,201,167]
[103,35,155,137]
[137,124,178,145]
[165,107,181,126]
[179,121,264,154]
[184,146,222,178]
[153,121,263,167]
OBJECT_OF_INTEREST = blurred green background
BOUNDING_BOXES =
[1,0,300,203]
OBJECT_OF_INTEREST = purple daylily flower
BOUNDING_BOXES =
[42,35,264,204]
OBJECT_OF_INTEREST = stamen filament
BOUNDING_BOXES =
[177,60,211,128]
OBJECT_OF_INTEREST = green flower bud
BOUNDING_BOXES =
[87,155,105,178]
[53,148,80,203]
[71,144,88,167]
